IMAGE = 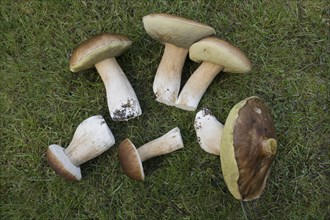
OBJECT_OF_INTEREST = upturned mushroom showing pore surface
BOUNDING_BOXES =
[69,33,142,121]
[220,97,277,201]
[176,37,252,111]
[143,13,215,106]
[46,115,115,181]
[118,127,184,181]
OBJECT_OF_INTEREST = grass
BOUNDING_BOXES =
[0,0,329,219]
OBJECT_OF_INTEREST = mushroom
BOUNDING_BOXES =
[194,108,223,155]
[194,97,277,201]
[46,115,115,181]
[143,13,215,106]
[176,37,252,111]
[220,96,277,201]
[69,33,142,121]
[118,127,184,181]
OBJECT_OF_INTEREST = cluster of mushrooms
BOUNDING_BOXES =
[46,13,278,201]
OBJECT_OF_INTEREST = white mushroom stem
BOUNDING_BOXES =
[194,108,223,155]
[153,43,188,106]
[94,58,142,121]
[136,127,184,162]
[176,62,224,111]
[64,115,115,166]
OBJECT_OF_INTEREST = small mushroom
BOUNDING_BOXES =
[46,115,115,181]
[69,33,142,121]
[176,37,252,111]
[194,97,277,201]
[118,127,184,181]
[194,108,223,155]
[143,13,215,106]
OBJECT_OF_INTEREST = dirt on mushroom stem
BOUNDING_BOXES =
[112,98,139,121]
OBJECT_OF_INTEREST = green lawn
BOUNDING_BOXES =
[1,0,329,219]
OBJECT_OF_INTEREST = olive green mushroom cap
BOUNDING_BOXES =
[220,96,277,201]
[118,139,145,181]
[143,13,215,48]
[69,33,132,72]
[189,37,252,73]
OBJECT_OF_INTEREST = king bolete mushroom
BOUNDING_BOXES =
[143,13,215,106]
[46,115,115,181]
[176,37,252,111]
[194,97,278,201]
[118,127,184,181]
[69,33,142,121]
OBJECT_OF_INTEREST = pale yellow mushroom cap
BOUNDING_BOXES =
[189,37,252,73]
[143,13,215,48]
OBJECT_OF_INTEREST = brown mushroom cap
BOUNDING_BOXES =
[189,37,252,73]
[46,144,82,181]
[220,96,277,201]
[118,139,145,181]
[69,33,132,72]
[143,13,215,48]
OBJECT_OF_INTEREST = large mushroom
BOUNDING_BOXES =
[176,37,252,111]
[143,13,215,106]
[118,127,184,181]
[69,33,142,121]
[194,97,277,201]
[46,115,115,181]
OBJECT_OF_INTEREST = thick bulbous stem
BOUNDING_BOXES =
[153,43,188,106]
[95,58,142,121]
[194,108,223,155]
[64,115,115,166]
[176,62,223,111]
